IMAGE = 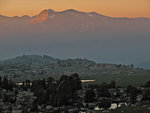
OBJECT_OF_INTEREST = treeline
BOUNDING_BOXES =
[32,73,81,107]
[0,76,16,91]
[1,74,150,111]
[0,55,59,65]
[84,80,150,109]
[20,76,150,111]
[18,73,82,110]
[0,55,95,67]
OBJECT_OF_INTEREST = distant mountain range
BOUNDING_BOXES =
[0,9,150,64]
[1,9,149,33]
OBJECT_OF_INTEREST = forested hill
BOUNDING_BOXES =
[0,55,59,65]
[0,55,96,67]
[0,55,148,85]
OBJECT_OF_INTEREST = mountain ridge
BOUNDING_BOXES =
[1,9,150,25]
[0,9,150,20]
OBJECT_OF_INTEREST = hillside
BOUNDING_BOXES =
[0,55,59,65]
[1,55,150,86]
[0,55,96,66]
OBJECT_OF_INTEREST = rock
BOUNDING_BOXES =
[79,111,87,113]
[68,108,78,113]
[88,103,95,109]
[53,107,58,111]
[0,99,4,105]
[12,110,22,113]
[79,111,86,113]
[102,110,109,113]
[94,106,100,110]
[109,103,117,109]
[38,105,41,110]
[60,111,65,113]
[17,105,22,109]
[46,105,53,110]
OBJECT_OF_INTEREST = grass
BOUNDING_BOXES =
[81,73,150,87]
[9,67,150,87]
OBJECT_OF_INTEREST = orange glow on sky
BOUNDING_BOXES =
[0,0,150,18]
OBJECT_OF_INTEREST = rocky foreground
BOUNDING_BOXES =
[1,73,150,113]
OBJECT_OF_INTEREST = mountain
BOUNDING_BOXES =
[29,9,55,24]
[29,9,108,24]
[0,9,150,64]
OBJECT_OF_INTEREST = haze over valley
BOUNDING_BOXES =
[1,9,150,65]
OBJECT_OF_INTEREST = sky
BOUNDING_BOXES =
[0,0,150,18]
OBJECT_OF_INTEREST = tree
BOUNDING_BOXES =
[47,77,55,85]
[31,73,82,107]
[0,76,2,89]
[8,79,13,91]
[130,64,134,68]
[142,89,150,101]
[97,99,111,109]
[97,88,111,97]
[41,79,46,89]
[25,80,31,88]
[126,85,138,104]
[3,77,9,90]
[31,80,43,92]
[144,81,150,87]
[84,89,96,103]
[53,73,82,106]
[109,81,116,88]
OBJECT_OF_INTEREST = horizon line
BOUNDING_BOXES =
[0,8,150,19]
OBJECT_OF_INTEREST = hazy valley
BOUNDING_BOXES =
[0,9,150,64]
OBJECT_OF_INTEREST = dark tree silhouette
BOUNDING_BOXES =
[3,77,9,90]
[97,99,111,109]
[84,89,96,103]
[126,85,138,104]
[142,89,150,101]
[0,76,2,89]
[144,81,150,87]
[31,73,82,106]
[47,77,55,85]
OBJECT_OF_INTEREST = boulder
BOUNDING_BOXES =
[68,108,78,113]
[12,110,22,113]
[46,105,53,110]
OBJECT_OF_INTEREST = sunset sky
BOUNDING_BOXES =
[0,0,150,18]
